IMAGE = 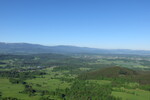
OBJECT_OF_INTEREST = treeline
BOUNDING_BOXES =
[0,70,46,84]
[0,70,46,79]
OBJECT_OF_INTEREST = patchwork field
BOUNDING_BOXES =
[0,54,150,100]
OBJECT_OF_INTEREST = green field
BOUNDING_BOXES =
[0,78,41,100]
[112,88,150,100]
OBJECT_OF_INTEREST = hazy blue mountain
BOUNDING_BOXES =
[0,42,150,55]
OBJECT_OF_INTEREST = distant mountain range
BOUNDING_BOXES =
[0,42,150,55]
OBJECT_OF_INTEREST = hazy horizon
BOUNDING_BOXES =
[0,0,150,50]
[1,41,150,51]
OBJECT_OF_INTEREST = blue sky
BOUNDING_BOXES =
[0,0,150,50]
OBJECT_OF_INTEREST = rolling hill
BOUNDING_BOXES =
[79,66,138,79]
[79,66,150,85]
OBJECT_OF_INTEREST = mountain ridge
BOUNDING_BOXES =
[0,42,150,55]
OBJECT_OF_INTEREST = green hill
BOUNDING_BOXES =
[79,66,150,85]
[79,66,138,80]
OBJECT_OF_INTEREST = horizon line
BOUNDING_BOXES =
[0,41,150,51]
